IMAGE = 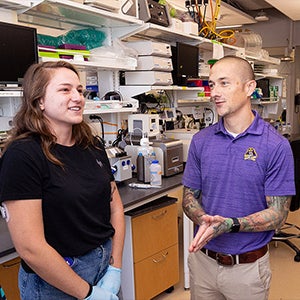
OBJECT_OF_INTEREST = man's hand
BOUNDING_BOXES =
[189,215,230,253]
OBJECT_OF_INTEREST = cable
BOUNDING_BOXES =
[89,114,105,146]
[197,0,235,42]
[112,128,127,147]
[191,0,196,21]
[204,107,215,125]
[101,90,123,101]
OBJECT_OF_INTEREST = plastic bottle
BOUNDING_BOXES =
[137,136,155,183]
[150,160,162,186]
[137,136,153,157]
[136,152,144,182]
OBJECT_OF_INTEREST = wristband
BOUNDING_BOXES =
[84,283,93,299]
[230,217,241,233]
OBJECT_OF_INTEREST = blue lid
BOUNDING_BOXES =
[152,160,159,163]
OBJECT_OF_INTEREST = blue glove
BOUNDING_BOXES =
[85,286,118,300]
[97,265,122,295]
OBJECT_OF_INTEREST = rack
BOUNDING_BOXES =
[17,0,142,37]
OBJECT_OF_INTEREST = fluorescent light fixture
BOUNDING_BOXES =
[255,10,269,21]
[216,24,243,29]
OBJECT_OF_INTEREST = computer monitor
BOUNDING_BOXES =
[0,21,38,87]
[171,42,199,86]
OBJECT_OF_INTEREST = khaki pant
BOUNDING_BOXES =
[188,249,271,300]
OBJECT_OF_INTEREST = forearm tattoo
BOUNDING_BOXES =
[182,186,205,225]
[213,219,232,236]
[240,196,291,232]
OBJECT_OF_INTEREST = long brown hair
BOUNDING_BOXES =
[3,61,96,165]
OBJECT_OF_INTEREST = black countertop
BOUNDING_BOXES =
[117,174,183,212]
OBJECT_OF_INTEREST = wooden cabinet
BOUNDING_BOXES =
[0,257,21,300]
[122,197,179,300]
[134,245,178,299]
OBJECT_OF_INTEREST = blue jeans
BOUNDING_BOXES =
[18,239,112,300]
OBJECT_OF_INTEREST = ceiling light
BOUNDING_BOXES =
[281,47,295,62]
[255,10,269,21]
[216,24,243,29]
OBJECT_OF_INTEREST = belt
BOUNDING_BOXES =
[200,245,268,266]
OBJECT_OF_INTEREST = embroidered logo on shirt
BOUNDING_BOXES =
[244,147,257,161]
[96,159,103,167]
[0,203,9,222]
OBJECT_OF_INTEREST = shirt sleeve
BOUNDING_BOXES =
[265,138,295,196]
[182,136,202,190]
[94,138,114,182]
[0,145,45,202]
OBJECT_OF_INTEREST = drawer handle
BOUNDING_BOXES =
[152,209,167,220]
[3,260,20,268]
[152,251,168,263]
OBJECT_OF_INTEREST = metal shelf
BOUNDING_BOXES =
[255,72,283,80]
[119,85,208,98]
[0,91,22,97]
[251,99,279,105]
[246,54,281,65]
[83,107,137,115]
[17,0,142,33]
[129,23,242,53]
[0,0,34,11]
[15,1,280,66]
[39,56,137,71]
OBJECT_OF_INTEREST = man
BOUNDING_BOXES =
[182,56,295,300]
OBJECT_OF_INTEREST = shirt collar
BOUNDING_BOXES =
[215,110,264,137]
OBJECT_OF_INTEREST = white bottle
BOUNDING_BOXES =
[150,160,162,186]
[137,136,155,183]
[137,136,153,156]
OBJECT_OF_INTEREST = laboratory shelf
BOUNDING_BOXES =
[17,0,143,34]
[39,56,137,71]
[0,91,22,97]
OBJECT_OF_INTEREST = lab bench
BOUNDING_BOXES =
[119,174,183,300]
[118,174,183,211]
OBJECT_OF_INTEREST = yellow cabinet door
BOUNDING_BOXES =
[0,257,21,300]
[134,244,179,300]
[132,203,178,263]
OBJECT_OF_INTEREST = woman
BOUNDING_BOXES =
[0,61,125,300]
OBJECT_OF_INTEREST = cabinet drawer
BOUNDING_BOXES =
[132,203,178,262]
[0,257,21,300]
[134,244,179,300]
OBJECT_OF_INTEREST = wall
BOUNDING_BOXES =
[241,9,293,49]
[234,9,300,134]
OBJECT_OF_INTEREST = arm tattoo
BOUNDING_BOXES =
[212,219,232,236]
[182,186,205,225]
[240,196,291,232]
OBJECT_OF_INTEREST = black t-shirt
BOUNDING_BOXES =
[0,137,115,256]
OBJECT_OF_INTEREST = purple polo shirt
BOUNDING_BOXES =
[182,111,295,254]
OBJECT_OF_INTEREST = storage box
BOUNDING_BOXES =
[125,71,173,85]
[182,21,198,36]
[136,56,173,71]
[170,18,183,32]
[125,41,172,57]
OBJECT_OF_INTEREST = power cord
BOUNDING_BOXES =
[89,114,105,146]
